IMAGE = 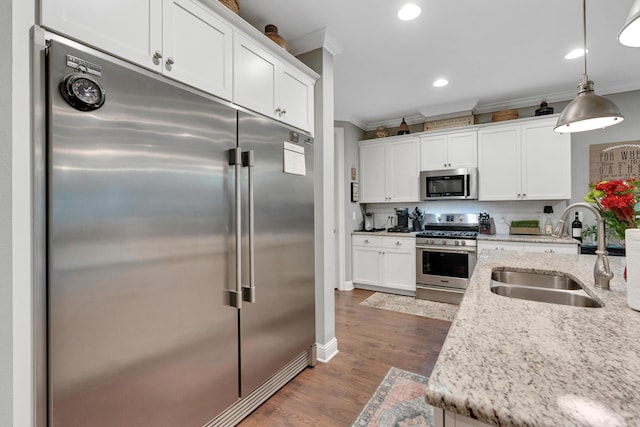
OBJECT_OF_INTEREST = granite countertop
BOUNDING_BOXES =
[425,251,639,427]
[478,233,580,244]
[351,230,418,237]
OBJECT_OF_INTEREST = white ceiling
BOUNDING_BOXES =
[238,0,640,130]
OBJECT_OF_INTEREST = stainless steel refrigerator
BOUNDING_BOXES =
[44,35,315,426]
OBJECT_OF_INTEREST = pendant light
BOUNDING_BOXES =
[554,0,624,133]
[619,0,640,47]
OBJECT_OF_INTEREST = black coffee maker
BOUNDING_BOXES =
[388,208,410,232]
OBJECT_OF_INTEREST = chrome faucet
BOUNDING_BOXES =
[552,202,613,290]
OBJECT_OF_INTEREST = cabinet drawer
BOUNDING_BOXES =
[383,237,415,250]
[523,243,578,254]
[352,235,383,247]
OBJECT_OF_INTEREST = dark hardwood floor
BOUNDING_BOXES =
[238,289,451,426]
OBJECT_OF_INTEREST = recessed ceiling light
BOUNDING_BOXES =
[433,79,449,87]
[565,48,588,59]
[398,4,421,21]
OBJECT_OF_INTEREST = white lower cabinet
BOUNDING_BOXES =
[477,240,578,256]
[434,408,493,427]
[352,235,415,292]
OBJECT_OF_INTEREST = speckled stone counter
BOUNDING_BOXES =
[478,233,579,244]
[425,251,640,427]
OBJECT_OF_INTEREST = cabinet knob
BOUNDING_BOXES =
[281,109,286,115]
[364,239,370,244]
[275,108,282,116]
[396,241,402,246]
[154,51,163,59]
[166,57,175,65]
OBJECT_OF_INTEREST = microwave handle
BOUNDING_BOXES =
[464,174,469,197]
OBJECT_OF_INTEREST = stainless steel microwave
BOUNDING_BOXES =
[419,167,478,200]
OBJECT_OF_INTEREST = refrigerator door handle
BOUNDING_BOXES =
[228,148,243,309]
[242,150,256,303]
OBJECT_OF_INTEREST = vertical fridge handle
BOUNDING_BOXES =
[228,148,242,309]
[242,150,256,303]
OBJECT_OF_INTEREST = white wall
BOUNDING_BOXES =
[335,120,364,281]
[298,48,338,361]
[1,1,14,426]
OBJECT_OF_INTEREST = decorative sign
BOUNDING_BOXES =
[589,141,640,183]
[423,115,474,132]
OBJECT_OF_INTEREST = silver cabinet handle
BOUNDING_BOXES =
[154,50,163,59]
[280,109,286,115]
[228,148,242,308]
[242,150,256,303]
[275,108,282,116]
[396,241,402,246]
[166,57,175,65]
[364,239,370,244]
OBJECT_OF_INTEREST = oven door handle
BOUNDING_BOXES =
[416,245,476,254]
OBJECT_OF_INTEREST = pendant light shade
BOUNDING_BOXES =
[554,0,624,133]
[619,0,640,47]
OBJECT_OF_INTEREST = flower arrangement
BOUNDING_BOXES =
[584,179,640,241]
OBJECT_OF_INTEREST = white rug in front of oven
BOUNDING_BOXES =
[360,292,458,322]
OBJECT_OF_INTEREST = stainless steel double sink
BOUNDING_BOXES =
[490,268,603,308]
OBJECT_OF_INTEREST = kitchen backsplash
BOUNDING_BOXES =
[361,200,571,234]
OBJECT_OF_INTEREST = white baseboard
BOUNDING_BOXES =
[315,337,339,363]
[338,280,354,291]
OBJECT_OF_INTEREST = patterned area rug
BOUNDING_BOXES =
[352,367,434,427]
[360,292,458,322]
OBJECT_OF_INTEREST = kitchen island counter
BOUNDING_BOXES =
[425,250,639,427]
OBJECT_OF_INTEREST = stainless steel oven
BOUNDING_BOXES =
[415,213,479,305]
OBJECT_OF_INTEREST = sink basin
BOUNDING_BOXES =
[490,284,603,308]
[491,269,582,290]
[490,268,603,308]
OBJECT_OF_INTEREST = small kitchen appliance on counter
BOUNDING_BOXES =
[415,213,479,304]
[364,213,374,231]
[388,208,411,233]
[479,212,496,235]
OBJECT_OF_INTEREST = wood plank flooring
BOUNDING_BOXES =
[238,289,451,426]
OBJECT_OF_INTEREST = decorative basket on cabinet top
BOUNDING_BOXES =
[219,0,239,14]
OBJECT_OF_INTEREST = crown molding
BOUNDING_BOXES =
[334,113,367,131]
[289,27,344,57]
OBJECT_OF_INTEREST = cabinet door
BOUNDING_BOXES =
[478,126,521,200]
[352,247,382,285]
[447,131,478,169]
[233,33,277,119]
[162,0,233,100]
[41,0,162,71]
[382,250,416,291]
[359,143,388,203]
[387,138,420,202]
[521,120,571,200]
[278,65,315,132]
[420,135,448,170]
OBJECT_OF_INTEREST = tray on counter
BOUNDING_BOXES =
[509,226,540,235]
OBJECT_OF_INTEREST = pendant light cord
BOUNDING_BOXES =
[583,0,588,78]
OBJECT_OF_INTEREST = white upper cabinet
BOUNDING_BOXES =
[162,0,233,99]
[420,130,477,170]
[41,0,163,70]
[41,0,233,100]
[233,33,314,132]
[359,136,420,203]
[478,116,571,201]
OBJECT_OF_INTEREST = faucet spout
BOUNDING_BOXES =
[552,202,613,290]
